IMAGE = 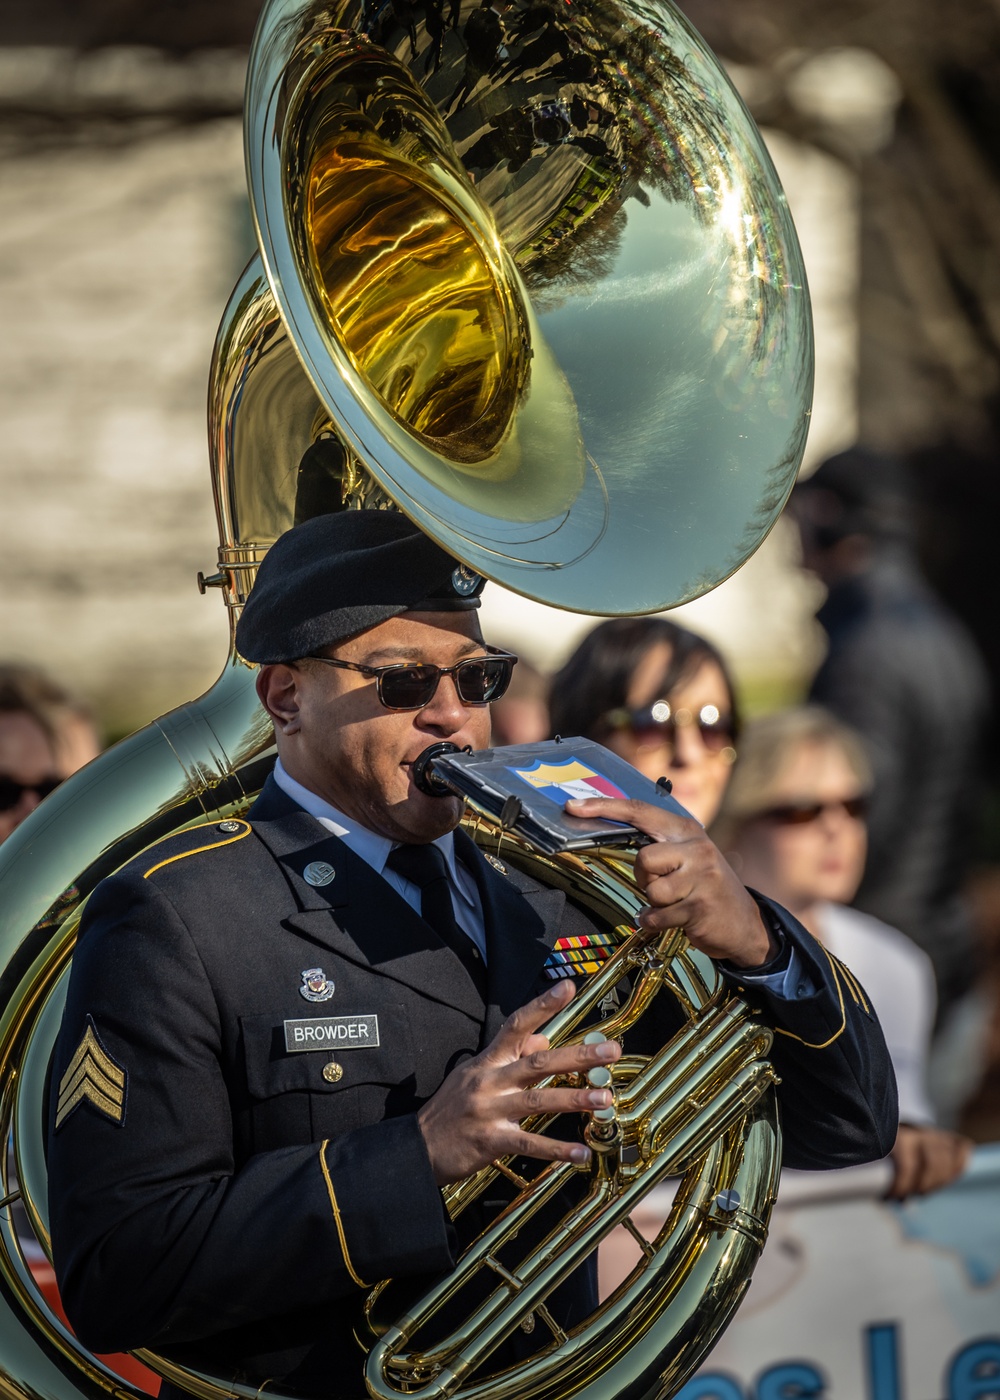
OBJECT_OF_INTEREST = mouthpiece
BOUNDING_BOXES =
[412,742,465,797]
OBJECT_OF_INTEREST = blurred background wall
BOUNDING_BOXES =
[0,0,997,771]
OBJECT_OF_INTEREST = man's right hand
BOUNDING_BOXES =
[416,980,622,1185]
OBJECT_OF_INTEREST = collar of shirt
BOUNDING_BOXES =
[272,759,486,956]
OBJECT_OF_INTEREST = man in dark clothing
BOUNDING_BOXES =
[791,446,990,1017]
[445,0,506,111]
[48,511,897,1399]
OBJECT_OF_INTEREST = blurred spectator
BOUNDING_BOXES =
[713,706,972,1197]
[489,654,549,746]
[790,447,990,1020]
[0,670,61,845]
[445,0,508,113]
[548,617,739,825]
[0,664,101,779]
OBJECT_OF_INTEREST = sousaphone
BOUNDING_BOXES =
[0,0,812,1396]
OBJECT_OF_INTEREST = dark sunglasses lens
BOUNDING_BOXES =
[0,778,21,812]
[456,657,512,704]
[768,795,869,825]
[699,721,735,752]
[377,656,514,709]
[379,666,439,709]
[769,803,824,826]
[0,776,60,811]
[628,716,734,749]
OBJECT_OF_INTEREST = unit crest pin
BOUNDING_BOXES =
[300,968,335,1003]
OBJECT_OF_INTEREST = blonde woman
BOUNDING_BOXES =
[712,706,972,1198]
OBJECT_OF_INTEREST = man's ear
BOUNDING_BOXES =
[256,664,302,734]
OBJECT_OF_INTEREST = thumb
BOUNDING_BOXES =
[482,978,575,1063]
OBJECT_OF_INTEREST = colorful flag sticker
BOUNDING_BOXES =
[508,759,628,806]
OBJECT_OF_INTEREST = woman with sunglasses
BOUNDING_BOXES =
[548,617,739,826]
[711,705,972,1198]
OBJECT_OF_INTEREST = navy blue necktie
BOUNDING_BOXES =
[387,843,486,997]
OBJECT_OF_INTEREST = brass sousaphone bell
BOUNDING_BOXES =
[0,0,812,1398]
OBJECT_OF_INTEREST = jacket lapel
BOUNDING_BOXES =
[454,831,566,1044]
[249,779,485,1022]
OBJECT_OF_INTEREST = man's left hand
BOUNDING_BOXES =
[565,797,778,969]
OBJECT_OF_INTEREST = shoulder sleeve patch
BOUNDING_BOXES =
[55,1016,127,1130]
[143,819,252,879]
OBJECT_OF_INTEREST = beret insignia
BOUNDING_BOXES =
[451,564,484,598]
[55,1016,127,1130]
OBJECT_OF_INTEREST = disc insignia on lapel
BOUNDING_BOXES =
[303,861,336,887]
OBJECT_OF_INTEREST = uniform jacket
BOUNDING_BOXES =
[47,777,897,1395]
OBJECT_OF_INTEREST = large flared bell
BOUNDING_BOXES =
[209,0,813,616]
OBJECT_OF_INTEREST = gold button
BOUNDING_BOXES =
[322,1061,343,1084]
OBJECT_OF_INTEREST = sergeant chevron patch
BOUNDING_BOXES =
[55,1017,127,1130]
[543,931,617,979]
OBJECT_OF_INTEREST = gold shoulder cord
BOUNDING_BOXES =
[142,821,253,879]
[319,1141,369,1288]
[830,953,870,1014]
[774,945,847,1050]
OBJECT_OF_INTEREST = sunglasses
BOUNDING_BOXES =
[603,700,737,755]
[759,795,870,826]
[0,774,61,813]
[304,646,517,711]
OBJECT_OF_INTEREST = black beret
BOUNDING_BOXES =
[235,512,486,664]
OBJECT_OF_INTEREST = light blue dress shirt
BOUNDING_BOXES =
[273,760,488,961]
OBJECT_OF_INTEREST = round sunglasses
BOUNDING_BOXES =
[0,774,61,813]
[603,699,737,755]
[758,794,870,827]
[303,646,517,711]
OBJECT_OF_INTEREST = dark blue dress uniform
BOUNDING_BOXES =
[47,776,898,1397]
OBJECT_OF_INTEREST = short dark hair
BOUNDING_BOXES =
[548,617,740,742]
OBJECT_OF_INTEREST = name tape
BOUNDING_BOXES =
[284,1015,380,1053]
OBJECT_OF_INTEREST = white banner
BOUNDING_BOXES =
[602,1145,1000,1399]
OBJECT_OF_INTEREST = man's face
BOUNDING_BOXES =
[260,612,494,843]
[789,488,869,588]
